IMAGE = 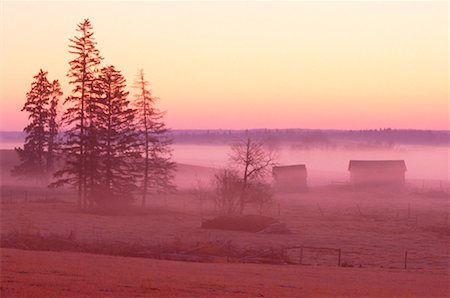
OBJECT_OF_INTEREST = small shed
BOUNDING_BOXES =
[348,160,407,189]
[272,165,307,192]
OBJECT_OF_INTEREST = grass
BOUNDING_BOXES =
[1,185,449,271]
[0,230,291,265]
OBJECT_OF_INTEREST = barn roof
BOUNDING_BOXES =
[348,160,407,171]
[273,165,307,174]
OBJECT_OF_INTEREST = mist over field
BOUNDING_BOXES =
[1,137,449,296]
[2,129,449,184]
[1,131,449,298]
[1,1,449,296]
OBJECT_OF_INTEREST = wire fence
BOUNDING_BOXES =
[0,187,76,203]
[282,246,420,270]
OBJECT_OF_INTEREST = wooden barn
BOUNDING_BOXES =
[272,165,308,192]
[348,160,407,189]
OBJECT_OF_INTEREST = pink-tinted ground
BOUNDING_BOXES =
[1,248,448,297]
[2,187,448,271]
[1,153,449,296]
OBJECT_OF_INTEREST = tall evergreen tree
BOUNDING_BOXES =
[133,69,175,207]
[12,69,51,179]
[53,19,102,209]
[46,79,62,174]
[94,66,140,205]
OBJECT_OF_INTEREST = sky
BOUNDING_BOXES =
[0,1,448,131]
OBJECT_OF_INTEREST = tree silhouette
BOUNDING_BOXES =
[93,65,140,206]
[12,69,54,180]
[133,69,175,207]
[53,19,102,209]
[46,79,62,174]
[229,137,276,214]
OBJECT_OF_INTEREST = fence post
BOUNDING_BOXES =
[404,250,408,269]
[271,247,275,263]
[317,203,324,217]
[338,248,341,267]
[299,246,303,265]
[356,204,362,216]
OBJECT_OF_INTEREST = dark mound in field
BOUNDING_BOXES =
[201,215,279,232]
[259,222,292,234]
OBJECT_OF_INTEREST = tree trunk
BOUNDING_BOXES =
[239,138,251,214]
[141,88,149,208]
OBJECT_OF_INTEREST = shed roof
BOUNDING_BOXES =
[348,160,407,171]
[273,165,307,174]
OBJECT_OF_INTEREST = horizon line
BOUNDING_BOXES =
[0,128,449,133]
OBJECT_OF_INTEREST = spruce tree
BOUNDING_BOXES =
[133,69,175,207]
[46,79,62,174]
[12,69,51,179]
[94,65,140,205]
[53,19,102,209]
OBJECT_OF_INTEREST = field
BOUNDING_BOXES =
[1,187,449,296]
[2,248,448,297]
[1,149,449,296]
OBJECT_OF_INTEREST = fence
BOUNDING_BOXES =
[283,246,414,270]
[406,179,450,193]
[0,188,76,203]
[285,246,341,266]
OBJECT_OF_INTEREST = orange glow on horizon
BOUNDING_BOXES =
[0,1,448,131]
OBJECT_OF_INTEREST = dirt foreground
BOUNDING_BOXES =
[1,248,448,297]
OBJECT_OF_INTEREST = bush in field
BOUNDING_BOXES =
[212,169,242,215]
[211,169,274,215]
[245,181,274,215]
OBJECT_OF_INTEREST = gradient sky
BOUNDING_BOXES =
[0,1,448,130]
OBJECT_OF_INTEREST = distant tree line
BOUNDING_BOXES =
[5,128,449,148]
[169,128,450,147]
[13,19,175,210]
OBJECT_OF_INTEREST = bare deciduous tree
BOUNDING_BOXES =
[229,137,276,214]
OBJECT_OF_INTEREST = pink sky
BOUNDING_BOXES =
[0,1,448,130]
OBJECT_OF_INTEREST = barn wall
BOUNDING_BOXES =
[350,169,405,188]
[273,172,308,192]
